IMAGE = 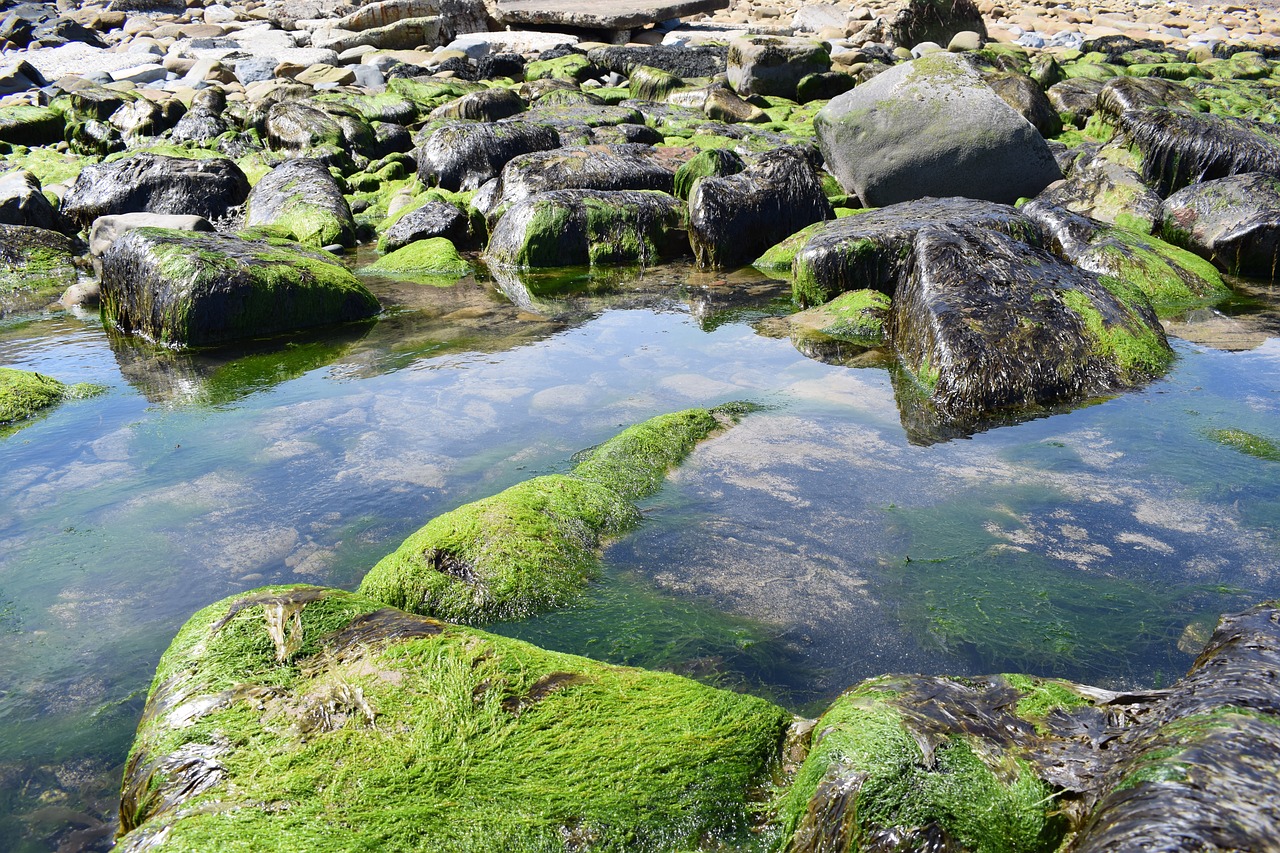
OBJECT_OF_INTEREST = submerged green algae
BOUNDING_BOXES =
[1208,428,1280,462]
[120,585,789,852]
[0,367,102,429]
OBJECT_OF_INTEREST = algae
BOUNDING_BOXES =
[1061,282,1173,381]
[0,367,102,429]
[1208,428,1280,462]
[362,237,471,280]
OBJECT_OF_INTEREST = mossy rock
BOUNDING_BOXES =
[360,237,471,282]
[387,76,485,111]
[789,289,890,345]
[0,367,101,428]
[2,145,87,188]
[243,158,356,249]
[753,220,827,275]
[672,148,745,201]
[0,224,80,299]
[525,54,596,84]
[100,228,379,348]
[117,585,790,852]
[359,406,746,623]
[0,105,65,147]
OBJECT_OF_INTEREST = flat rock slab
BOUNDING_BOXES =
[496,0,730,31]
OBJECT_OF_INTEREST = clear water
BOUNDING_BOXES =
[1,260,1277,852]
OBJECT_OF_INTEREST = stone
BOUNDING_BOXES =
[725,35,831,99]
[0,170,67,233]
[108,96,186,139]
[417,121,561,192]
[485,188,686,268]
[429,88,526,122]
[243,158,357,248]
[791,4,847,34]
[586,43,727,78]
[688,146,833,269]
[0,223,81,300]
[0,105,64,146]
[378,201,471,252]
[88,212,215,258]
[100,228,378,347]
[495,0,731,33]
[1159,172,1280,280]
[0,59,48,95]
[446,30,579,58]
[169,107,228,144]
[493,143,676,210]
[1116,107,1280,196]
[814,53,1062,207]
[110,62,168,85]
[988,71,1061,138]
[947,29,984,50]
[310,16,442,52]
[1036,145,1163,233]
[61,153,250,229]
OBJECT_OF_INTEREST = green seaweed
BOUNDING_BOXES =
[122,585,789,851]
[1087,227,1229,310]
[1061,282,1173,381]
[753,222,825,275]
[362,237,471,280]
[1003,673,1091,732]
[1208,428,1280,462]
[0,367,102,428]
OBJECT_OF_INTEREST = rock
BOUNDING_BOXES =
[100,228,378,347]
[232,56,278,84]
[779,602,1280,853]
[795,71,855,103]
[0,367,98,426]
[1036,145,1164,234]
[884,0,987,49]
[169,107,228,144]
[310,16,442,53]
[0,104,64,146]
[493,144,675,211]
[790,197,1037,306]
[988,71,1061,138]
[485,188,685,268]
[108,96,186,139]
[0,59,48,96]
[429,88,526,122]
[1116,107,1280,195]
[61,153,250,230]
[446,30,579,58]
[1046,77,1106,125]
[814,53,1062,207]
[667,82,767,123]
[361,407,742,620]
[1159,173,1280,280]
[1094,75,1202,120]
[339,0,486,44]
[244,158,357,249]
[726,35,831,99]
[88,212,215,258]
[378,201,471,252]
[495,0,732,34]
[786,288,891,360]
[0,170,65,232]
[791,4,848,34]
[673,147,745,200]
[361,236,471,281]
[116,585,787,850]
[0,223,81,300]
[586,43,727,78]
[891,224,1172,427]
[1024,200,1230,307]
[262,100,348,156]
[947,29,984,51]
[688,146,833,269]
[417,121,561,192]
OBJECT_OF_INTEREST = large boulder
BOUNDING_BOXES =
[0,224,80,304]
[791,197,1037,306]
[0,104,64,146]
[485,189,685,268]
[60,154,250,230]
[116,584,789,852]
[0,170,65,232]
[890,224,1173,427]
[1116,107,1280,195]
[492,143,675,210]
[100,228,379,347]
[1158,172,1280,280]
[243,159,357,249]
[726,35,831,100]
[687,146,833,269]
[814,53,1062,207]
[888,0,987,49]
[417,121,561,191]
[1034,144,1164,233]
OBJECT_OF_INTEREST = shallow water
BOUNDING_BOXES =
[1,259,1278,851]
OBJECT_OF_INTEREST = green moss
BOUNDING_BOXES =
[2,145,87,187]
[779,685,1062,853]
[1061,283,1173,381]
[525,54,594,83]
[362,237,470,279]
[0,367,102,427]
[1208,428,1280,462]
[360,406,748,623]
[246,198,351,249]
[0,244,79,294]
[753,222,824,274]
[124,585,789,851]
[813,289,890,342]
[1003,674,1091,732]
[628,65,684,101]
[791,236,878,308]
[672,149,744,201]
[1088,227,1229,310]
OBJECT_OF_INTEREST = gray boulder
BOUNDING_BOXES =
[378,201,471,252]
[814,53,1061,207]
[726,36,831,99]
[688,147,833,269]
[417,121,561,191]
[0,170,65,232]
[60,153,250,230]
[100,228,379,347]
[1159,173,1280,280]
[486,189,685,268]
[244,159,357,249]
[493,144,675,210]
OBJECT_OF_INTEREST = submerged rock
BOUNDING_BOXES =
[892,225,1173,427]
[815,53,1062,207]
[417,121,561,191]
[243,158,357,249]
[360,237,471,282]
[688,146,833,269]
[100,228,379,347]
[0,223,80,301]
[117,585,789,851]
[1159,172,1280,280]
[485,189,685,268]
[359,406,746,622]
[1117,108,1280,195]
[60,154,250,230]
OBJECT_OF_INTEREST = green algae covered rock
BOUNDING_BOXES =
[674,148,747,201]
[788,289,890,346]
[0,367,101,427]
[0,105,64,147]
[100,228,379,348]
[118,585,790,852]
[0,224,80,306]
[243,158,356,249]
[361,237,471,282]
[359,406,747,623]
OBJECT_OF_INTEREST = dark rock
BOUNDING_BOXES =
[891,224,1171,427]
[371,121,413,157]
[1041,144,1165,233]
[476,52,525,81]
[989,71,1062,138]
[0,104,63,145]
[0,59,47,95]
[429,88,526,122]
[0,223,80,301]
[726,35,831,100]
[64,85,128,122]
[61,153,250,230]
[485,188,686,268]
[100,228,378,347]
[263,100,347,155]
[0,169,65,232]
[243,158,356,249]
[587,123,664,145]
[795,71,856,103]
[589,43,728,78]
[66,117,124,156]
[688,146,833,269]
[379,201,472,253]
[109,96,186,139]
[791,197,1037,307]
[815,53,1062,207]
[887,0,987,50]
[1094,75,1201,120]
[169,107,228,145]
[417,121,561,191]
[1116,107,1280,195]
[493,143,675,210]
[673,148,746,200]
[1159,172,1280,279]
[1047,77,1107,125]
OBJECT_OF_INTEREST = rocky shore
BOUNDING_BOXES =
[2,0,1280,848]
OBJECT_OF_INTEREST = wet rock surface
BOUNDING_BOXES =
[60,154,249,230]
[1159,172,1280,279]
